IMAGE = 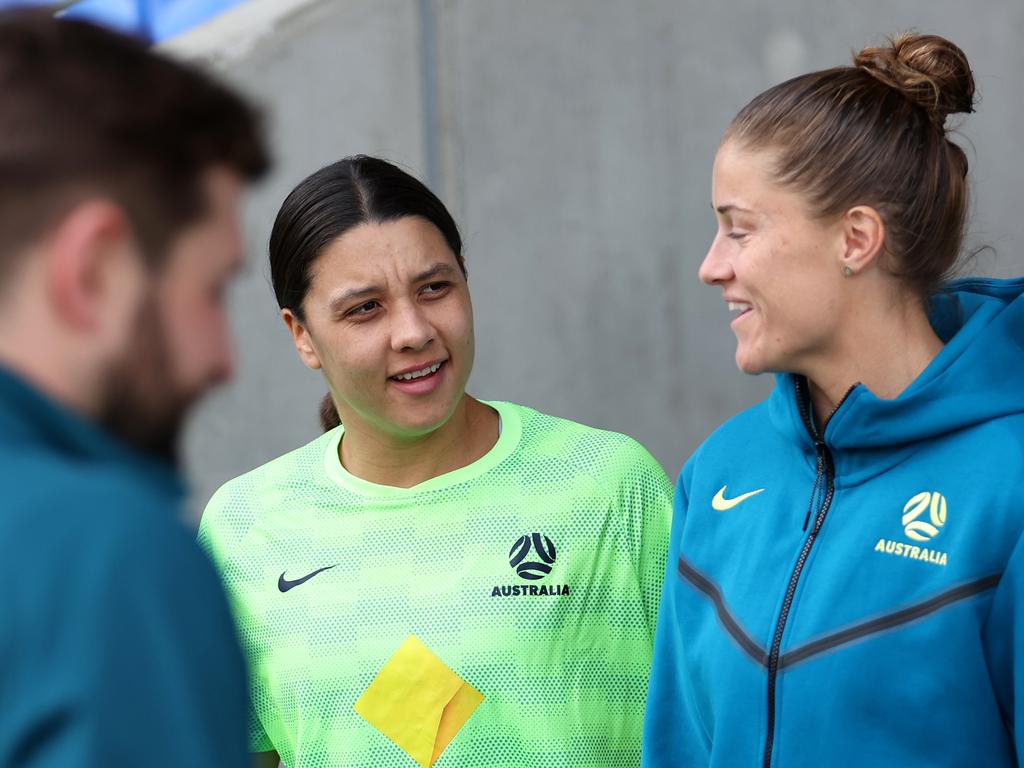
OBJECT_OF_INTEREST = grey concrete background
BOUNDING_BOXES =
[175,0,1024,521]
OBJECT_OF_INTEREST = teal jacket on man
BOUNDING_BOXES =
[0,367,248,766]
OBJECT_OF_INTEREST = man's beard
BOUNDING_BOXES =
[98,296,197,463]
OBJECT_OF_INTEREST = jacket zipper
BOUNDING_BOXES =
[761,378,851,768]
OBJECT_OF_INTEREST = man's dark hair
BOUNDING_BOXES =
[0,9,269,282]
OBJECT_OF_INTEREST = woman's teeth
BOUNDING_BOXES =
[394,362,442,381]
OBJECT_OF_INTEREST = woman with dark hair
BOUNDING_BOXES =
[199,155,672,768]
[642,34,1024,767]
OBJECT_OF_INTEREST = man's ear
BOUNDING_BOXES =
[282,308,322,370]
[46,200,138,331]
[839,205,886,276]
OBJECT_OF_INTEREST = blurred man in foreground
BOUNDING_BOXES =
[0,10,268,766]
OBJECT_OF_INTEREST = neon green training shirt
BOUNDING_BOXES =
[199,401,672,768]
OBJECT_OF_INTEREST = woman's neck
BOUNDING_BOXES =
[338,395,499,488]
[805,297,944,432]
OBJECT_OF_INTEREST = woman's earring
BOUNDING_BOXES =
[842,265,855,277]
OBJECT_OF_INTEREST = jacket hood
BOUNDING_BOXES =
[768,277,1024,480]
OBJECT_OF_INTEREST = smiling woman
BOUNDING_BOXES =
[643,33,1024,768]
[198,156,672,768]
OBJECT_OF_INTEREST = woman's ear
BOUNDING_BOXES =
[839,205,886,276]
[281,308,322,370]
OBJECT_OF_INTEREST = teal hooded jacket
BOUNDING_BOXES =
[643,278,1024,767]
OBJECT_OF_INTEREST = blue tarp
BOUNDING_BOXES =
[0,0,249,43]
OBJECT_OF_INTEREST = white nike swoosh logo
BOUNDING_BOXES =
[712,485,765,511]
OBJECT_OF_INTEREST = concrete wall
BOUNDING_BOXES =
[173,0,1024,519]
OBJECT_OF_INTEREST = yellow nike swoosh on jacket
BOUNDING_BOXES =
[711,486,765,511]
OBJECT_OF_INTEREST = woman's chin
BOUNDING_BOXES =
[381,400,461,439]
[734,349,767,375]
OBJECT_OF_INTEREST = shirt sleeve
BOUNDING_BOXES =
[198,487,276,755]
[982,527,1024,757]
[614,439,673,643]
[642,460,712,767]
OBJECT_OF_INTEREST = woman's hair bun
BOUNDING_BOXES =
[854,33,975,126]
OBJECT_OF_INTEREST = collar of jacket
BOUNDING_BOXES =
[767,276,1024,486]
[0,364,185,499]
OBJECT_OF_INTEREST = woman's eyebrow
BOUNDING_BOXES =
[328,285,379,312]
[411,263,456,283]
